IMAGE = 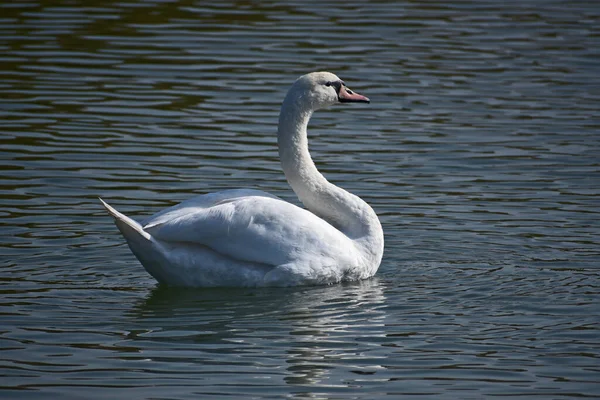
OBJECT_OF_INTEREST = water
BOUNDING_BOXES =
[1,0,599,398]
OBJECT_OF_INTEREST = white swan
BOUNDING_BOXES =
[100,71,384,287]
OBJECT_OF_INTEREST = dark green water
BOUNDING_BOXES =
[1,1,599,398]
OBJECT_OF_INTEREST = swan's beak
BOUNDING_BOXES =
[338,84,370,104]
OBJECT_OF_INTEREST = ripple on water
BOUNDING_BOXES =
[1,0,599,399]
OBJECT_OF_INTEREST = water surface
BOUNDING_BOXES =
[1,1,599,398]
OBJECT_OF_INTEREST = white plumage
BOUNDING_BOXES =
[101,72,384,287]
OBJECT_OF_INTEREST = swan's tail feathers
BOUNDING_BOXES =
[100,198,175,284]
[99,198,152,241]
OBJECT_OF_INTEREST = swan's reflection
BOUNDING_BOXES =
[130,279,389,387]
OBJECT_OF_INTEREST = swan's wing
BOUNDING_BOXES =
[143,194,353,268]
[142,188,281,227]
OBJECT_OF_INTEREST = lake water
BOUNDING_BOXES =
[1,1,599,398]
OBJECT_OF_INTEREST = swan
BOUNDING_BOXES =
[100,71,384,287]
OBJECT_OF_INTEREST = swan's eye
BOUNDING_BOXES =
[325,81,332,87]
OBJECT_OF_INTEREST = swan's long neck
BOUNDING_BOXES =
[277,94,383,264]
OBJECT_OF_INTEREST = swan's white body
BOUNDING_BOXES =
[101,72,384,287]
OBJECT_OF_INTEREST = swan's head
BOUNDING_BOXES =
[287,71,370,111]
